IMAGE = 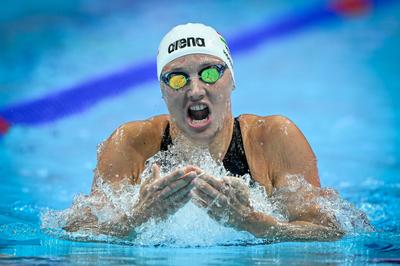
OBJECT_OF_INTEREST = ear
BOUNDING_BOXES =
[229,73,235,91]
[230,77,236,91]
[160,83,168,101]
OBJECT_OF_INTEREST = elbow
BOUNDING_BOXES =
[323,226,345,241]
[324,215,346,241]
[317,217,345,241]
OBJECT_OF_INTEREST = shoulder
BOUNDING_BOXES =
[94,115,170,186]
[238,114,304,154]
[117,114,170,137]
[238,114,319,187]
[238,114,298,138]
[99,114,170,161]
[108,114,170,147]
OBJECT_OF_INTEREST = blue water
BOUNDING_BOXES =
[1,0,400,264]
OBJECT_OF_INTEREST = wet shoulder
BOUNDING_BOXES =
[95,115,169,186]
[122,115,169,138]
[238,114,320,187]
[237,114,296,194]
[108,114,170,152]
[238,114,296,139]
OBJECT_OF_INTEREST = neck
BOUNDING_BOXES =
[170,113,234,162]
[208,113,234,162]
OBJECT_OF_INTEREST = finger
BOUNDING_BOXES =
[192,187,228,209]
[159,172,196,199]
[191,190,209,208]
[191,195,208,209]
[194,183,226,208]
[152,164,160,179]
[153,168,185,190]
[165,175,196,200]
[198,174,226,193]
[160,173,196,199]
[145,164,160,183]
[194,178,230,208]
[166,189,192,210]
[183,165,203,175]
[192,199,207,209]
[172,181,195,200]
[235,193,251,206]
[222,176,250,205]
[176,189,193,207]
[141,164,160,189]
[191,190,226,222]
[193,178,220,199]
[222,176,240,191]
[224,176,249,193]
[180,190,192,204]
[194,190,224,220]
[191,188,213,205]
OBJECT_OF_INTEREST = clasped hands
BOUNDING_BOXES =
[132,164,254,231]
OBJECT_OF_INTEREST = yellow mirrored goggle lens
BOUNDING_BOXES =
[169,74,187,90]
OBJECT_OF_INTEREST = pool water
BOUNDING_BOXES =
[1,0,400,264]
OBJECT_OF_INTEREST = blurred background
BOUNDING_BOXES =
[0,0,399,263]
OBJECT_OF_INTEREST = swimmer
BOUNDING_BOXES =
[64,23,345,241]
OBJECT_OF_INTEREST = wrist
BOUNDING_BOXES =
[129,205,148,228]
[243,211,279,238]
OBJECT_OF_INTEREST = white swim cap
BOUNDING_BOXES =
[157,23,234,83]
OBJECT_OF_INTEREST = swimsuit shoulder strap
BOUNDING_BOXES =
[222,116,251,177]
[160,121,172,151]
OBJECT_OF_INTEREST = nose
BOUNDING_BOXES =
[187,78,205,101]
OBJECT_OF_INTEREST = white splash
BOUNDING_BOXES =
[41,135,372,246]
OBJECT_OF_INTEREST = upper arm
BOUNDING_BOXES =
[242,115,332,225]
[241,114,320,189]
[265,115,320,188]
[94,123,143,187]
[91,116,168,192]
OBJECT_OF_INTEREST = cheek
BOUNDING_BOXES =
[164,93,185,114]
[213,88,231,104]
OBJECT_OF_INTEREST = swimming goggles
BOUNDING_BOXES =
[161,64,227,90]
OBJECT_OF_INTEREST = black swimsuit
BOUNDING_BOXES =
[160,117,251,177]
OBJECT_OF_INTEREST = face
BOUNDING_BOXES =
[160,54,234,145]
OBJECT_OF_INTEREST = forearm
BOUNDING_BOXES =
[61,190,149,238]
[62,206,135,237]
[243,211,344,242]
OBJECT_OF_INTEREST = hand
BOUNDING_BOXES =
[131,164,197,226]
[191,172,254,231]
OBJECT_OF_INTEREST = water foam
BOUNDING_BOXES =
[41,136,372,246]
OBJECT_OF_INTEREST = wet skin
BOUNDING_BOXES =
[130,54,344,240]
[160,54,235,145]
[65,54,349,241]
[131,54,238,228]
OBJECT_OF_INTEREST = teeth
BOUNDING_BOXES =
[192,118,207,124]
[189,103,207,111]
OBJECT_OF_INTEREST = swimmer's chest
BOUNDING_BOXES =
[159,117,251,178]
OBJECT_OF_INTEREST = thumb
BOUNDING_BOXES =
[223,176,250,205]
[151,163,160,180]
[141,163,160,191]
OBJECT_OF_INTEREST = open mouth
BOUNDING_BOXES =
[187,103,212,129]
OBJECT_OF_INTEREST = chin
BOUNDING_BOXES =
[170,106,221,144]
[187,125,219,145]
